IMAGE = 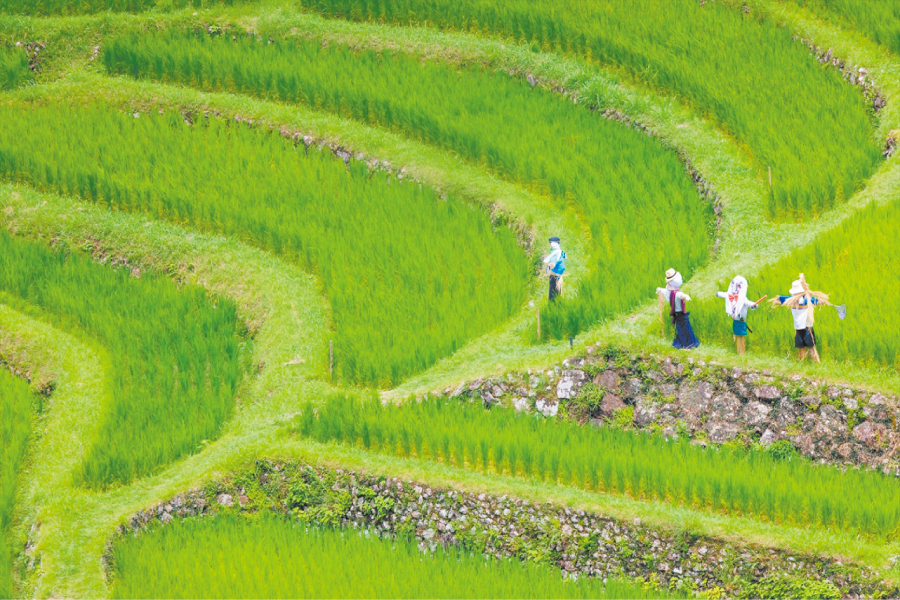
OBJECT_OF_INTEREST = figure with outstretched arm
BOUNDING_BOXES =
[656,269,699,349]
[715,275,766,355]
[768,273,842,363]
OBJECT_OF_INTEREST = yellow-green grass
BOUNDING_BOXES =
[300,0,882,221]
[782,0,900,55]
[0,101,529,387]
[0,230,251,488]
[109,514,664,599]
[295,394,900,538]
[5,3,900,391]
[0,369,34,598]
[0,45,30,90]
[0,0,252,16]
[100,30,711,342]
[3,3,900,596]
[4,183,899,598]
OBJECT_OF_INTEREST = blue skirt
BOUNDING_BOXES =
[672,312,700,349]
[732,320,748,336]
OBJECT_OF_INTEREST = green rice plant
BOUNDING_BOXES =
[0,47,31,91]
[292,394,900,537]
[102,32,710,340]
[109,514,661,599]
[300,0,881,220]
[0,104,527,386]
[0,370,34,598]
[0,231,249,487]
[0,0,249,15]
[691,200,900,370]
[786,0,900,55]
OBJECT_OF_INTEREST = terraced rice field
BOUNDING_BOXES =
[0,370,33,598]
[100,31,711,340]
[1,0,900,597]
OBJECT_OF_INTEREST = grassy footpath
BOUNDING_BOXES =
[0,231,250,488]
[299,0,883,220]
[3,2,900,596]
[0,182,335,598]
[0,301,109,598]
[5,180,900,597]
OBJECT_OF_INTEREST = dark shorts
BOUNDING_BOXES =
[732,320,748,336]
[795,327,816,348]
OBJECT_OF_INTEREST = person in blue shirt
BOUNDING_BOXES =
[543,236,566,302]
[769,274,827,362]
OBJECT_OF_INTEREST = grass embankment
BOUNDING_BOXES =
[0,369,34,598]
[101,31,711,342]
[301,0,882,220]
[0,103,528,386]
[0,230,249,487]
[293,394,900,538]
[0,46,30,90]
[109,514,663,599]
[2,4,900,595]
[784,0,900,55]
[0,0,251,15]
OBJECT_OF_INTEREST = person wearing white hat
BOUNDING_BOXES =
[543,236,566,302]
[769,273,827,362]
[716,276,766,355]
[656,268,699,349]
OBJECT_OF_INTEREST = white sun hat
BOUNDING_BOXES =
[789,280,805,295]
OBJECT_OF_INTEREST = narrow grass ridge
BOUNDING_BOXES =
[0,102,528,386]
[101,30,710,341]
[783,0,900,55]
[300,0,882,220]
[0,230,250,487]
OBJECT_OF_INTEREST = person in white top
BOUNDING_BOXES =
[769,274,827,363]
[715,276,765,355]
[656,268,699,349]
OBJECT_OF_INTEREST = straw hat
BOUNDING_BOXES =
[665,268,678,282]
[789,280,805,295]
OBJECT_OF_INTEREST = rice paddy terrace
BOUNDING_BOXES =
[1,0,899,598]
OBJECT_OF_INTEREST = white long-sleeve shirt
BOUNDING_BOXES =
[716,291,757,321]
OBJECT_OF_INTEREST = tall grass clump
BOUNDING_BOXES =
[0,0,249,15]
[0,370,34,598]
[109,514,661,599]
[0,104,527,386]
[692,201,900,370]
[103,32,710,340]
[293,394,900,537]
[786,0,900,55]
[300,0,881,220]
[0,232,249,487]
[0,47,31,91]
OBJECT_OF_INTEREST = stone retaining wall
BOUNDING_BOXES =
[438,347,900,476]
[111,460,897,599]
